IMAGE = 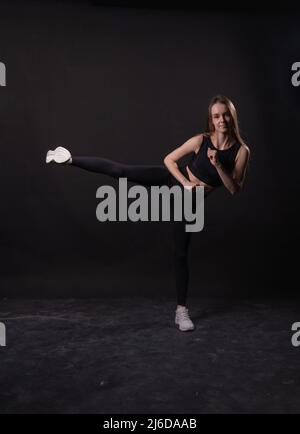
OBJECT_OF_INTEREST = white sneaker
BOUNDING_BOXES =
[175,306,195,331]
[46,146,72,164]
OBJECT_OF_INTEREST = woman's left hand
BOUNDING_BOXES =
[207,148,221,167]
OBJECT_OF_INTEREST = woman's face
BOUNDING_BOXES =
[211,102,232,133]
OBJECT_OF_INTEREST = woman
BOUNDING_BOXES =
[46,95,250,332]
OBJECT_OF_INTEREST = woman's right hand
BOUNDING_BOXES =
[182,180,200,190]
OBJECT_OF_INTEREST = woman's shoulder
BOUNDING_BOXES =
[192,133,207,154]
[238,143,251,155]
[191,132,212,144]
[235,142,251,163]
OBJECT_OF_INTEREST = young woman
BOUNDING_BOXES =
[46,95,250,332]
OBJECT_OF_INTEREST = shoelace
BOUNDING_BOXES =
[177,309,191,322]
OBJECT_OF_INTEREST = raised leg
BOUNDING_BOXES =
[71,156,170,187]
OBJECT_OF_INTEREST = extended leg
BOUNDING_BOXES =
[71,156,170,187]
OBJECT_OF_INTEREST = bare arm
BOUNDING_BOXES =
[208,145,250,195]
[164,134,203,186]
[231,145,251,190]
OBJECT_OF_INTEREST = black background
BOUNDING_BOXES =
[0,0,299,298]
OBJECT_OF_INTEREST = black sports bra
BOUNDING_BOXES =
[187,135,241,187]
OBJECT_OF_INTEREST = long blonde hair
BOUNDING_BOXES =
[205,94,247,147]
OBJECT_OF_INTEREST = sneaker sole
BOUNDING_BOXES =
[175,320,195,331]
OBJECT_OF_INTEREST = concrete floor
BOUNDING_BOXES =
[0,296,299,414]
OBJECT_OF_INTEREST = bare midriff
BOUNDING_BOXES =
[185,165,215,196]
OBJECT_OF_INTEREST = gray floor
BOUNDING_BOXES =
[0,297,299,414]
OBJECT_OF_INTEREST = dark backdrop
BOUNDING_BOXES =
[0,1,299,298]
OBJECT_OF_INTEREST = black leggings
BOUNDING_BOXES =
[71,156,194,306]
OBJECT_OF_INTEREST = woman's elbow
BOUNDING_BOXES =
[164,155,171,167]
[230,183,242,195]
[164,155,178,170]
